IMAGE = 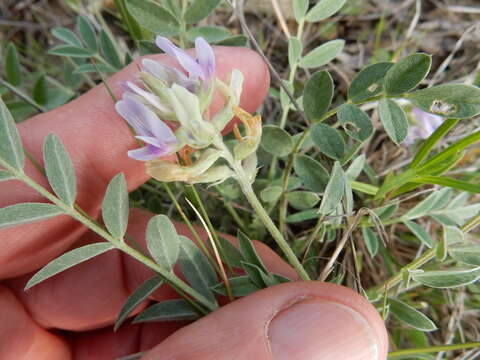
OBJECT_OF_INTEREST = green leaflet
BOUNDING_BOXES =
[299,40,345,69]
[288,37,303,65]
[114,276,163,330]
[43,134,77,206]
[52,27,83,47]
[0,203,63,229]
[293,0,309,22]
[186,26,230,43]
[306,0,347,22]
[378,98,408,145]
[319,162,345,215]
[146,215,180,270]
[133,299,199,323]
[310,123,345,160]
[261,125,294,157]
[184,0,222,24]
[211,275,260,297]
[293,155,330,193]
[178,236,218,304]
[303,70,334,121]
[26,243,114,289]
[99,30,122,69]
[0,96,25,170]
[348,62,393,102]
[238,231,268,274]
[337,104,373,142]
[126,0,180,36]
[362,227,379,258]
[101,174,129,240]
[409,84,480,119]
[286,191,320,210]
[384,53,432,96]
[389,298,437,332]
[4,43,22,86]
[412,267,480,288]
[404,220,434,248]
[49,45,95,58]
[0,170,15,182]
[76,15,98,52]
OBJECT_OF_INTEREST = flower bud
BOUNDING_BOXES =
[167,85,217,149]
[146,149,225,183]
[212,69,244,132]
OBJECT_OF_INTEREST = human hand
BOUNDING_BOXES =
[0,46,388,359]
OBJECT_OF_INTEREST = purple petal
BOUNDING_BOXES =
[128,145,168,161]
[116,95,177,143]
[124,81,169,113]
[412,108,443,138]
[195,37,215,81]
[405,127,423,145]
[142,59,198,90]
[115,96,150,136]
[135,135,168,148]
[141,59,184,83]
[155,36,205,80]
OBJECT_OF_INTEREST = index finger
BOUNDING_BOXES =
[0,46,270,279]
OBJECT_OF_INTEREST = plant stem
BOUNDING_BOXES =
[235,162,310,280]
[179,0,189,48]
[387,342,480,358]
[216,139,310,280]
[186,185,233,274]
[268,18,306,180]
[0,157,217,312]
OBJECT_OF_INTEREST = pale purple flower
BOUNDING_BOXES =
[122,81,170,113]
[155,36,215,85]
[405,108,444,145]
[115,94,178,161]
[141,59,197,90]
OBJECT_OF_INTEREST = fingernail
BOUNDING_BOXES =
[268,299,380,360]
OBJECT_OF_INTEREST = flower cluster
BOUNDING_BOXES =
[115,36,260,184]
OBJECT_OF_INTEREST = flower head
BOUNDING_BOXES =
[155,36,215,86]
[114,36,251,186]
[405,108,443,145]
[115,94,178,161]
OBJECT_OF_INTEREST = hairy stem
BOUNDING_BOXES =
[215,139,310,280]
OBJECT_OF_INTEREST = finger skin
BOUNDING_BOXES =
[0,285,71,360]
[1,281,389,360]
[0,46,270,279]
[143,282,389,360]
[71,322,184,360]
[6,208,296,331]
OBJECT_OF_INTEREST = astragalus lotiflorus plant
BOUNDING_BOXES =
[1,0,480,358]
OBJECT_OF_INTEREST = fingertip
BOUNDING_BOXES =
[143,281,388,360]
[0,286,71,359]
[268,283,389,360]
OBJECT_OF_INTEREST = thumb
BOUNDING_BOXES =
[144,282,388,360]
